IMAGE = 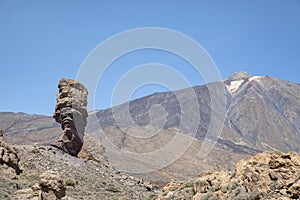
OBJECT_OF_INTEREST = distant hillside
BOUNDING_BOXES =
[0,112,60,145]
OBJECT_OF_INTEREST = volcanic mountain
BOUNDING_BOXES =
[2,72,300,184]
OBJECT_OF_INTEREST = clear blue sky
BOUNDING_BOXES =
[0,0,300,116]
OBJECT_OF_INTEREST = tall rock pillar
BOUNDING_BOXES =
[51,78,88,156]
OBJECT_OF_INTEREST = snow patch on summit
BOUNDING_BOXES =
[249,76,263,82]
[225,75,264,93]
[227,79,244,93]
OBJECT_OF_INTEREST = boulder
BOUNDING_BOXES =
[0,128,22,199]
[0,128,21,174]
[39,171,66,200]
[14,171,69,200]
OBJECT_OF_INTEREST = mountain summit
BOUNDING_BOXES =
[84,72,300,181]
[90,72,300,153]
[225,71,251,81]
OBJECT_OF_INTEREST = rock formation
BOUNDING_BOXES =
[0,128,22,199]
[158,152,300,199]
[39,171,66,199]
[51,78,88,156]
[0,128,21,174]
[14,171,68,200]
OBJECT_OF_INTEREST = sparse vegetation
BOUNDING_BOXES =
[19,173,39,187]
[258,162,267,167]
[106,184,120,192]
[31,148,40,154]
[146,194,158,200]
[65,178,76,187]
[221,185,228,193]
[182,180,194,188]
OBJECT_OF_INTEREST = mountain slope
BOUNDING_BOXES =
[224,72,300,152]
[89,72,300,154]
[0,112,60,145]
[2,72,300,183]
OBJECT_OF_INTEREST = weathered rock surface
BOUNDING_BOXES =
[39,171,66,199]
[0,129,21,199]
[51,78,88,156]
[77,134,109,165]
[14,171,68,200]
[0,128,21,174]
[158,152,300,199]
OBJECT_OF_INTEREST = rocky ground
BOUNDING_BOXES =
[1,126,300,199]
[0,130,159,200]
[158,151,300,200]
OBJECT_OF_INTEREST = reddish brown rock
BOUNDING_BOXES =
[14,171,69,200]
[0,128,22,199]
[51,78,88,156]
[0,128,21,174]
